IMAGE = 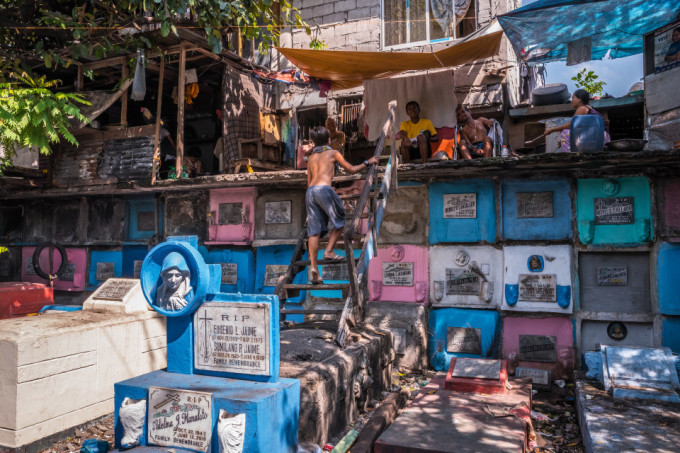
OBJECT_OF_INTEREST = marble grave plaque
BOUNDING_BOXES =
[597,266,628,286]
[452,358,501,379]
[218,202,243,225]
[57,262,76,281]
[517,192,554,218]
[133,260,143,279]
[194,302,270,375]
[519,274,557,302]
[24,258,37,275]
[263,264,288,287]
[264,201,292,224]
[603,347,679,393]
[96,261,115,281]
[594,197,634,225]
[443,193,477,219]
[515,367,551,386]
[382,262,414,286]
[447,327,482,354]
[148,387,212,452]
[519,335,557,362]
[137,211,155,232]
[220,263,238,285]
[93,279,137,301]
[323,263,349,281]
[445,268,482,295]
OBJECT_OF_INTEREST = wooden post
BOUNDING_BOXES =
[121,63,128,127]
[76,64,84,92]
[151,55,165,185]
[176,42,187,179]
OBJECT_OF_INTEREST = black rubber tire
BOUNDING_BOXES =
[32,242,68,280]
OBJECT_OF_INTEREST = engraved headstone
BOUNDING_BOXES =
[263,264,287,287]
[517,192,554,218]
[446,269,482,295]
[194,302,270,375]
[133,260,143,279]
[382,262,414,286]
[264,201,292,224]
[597,266,628,286]
[452,358,501,379]
[323,263,349,281]
[594,197,634,225]
[443,193,477,219]
[93,279,137,301]
[220,263,238,285]
[24,258,37,276]
[446,327,482,354]
[148,387,212,452]
[218,202,243,225]
[519,335,557,362]
[137,211,156,232]
[515,367,551,386]
[57,262,76,281]
[96,262,115,281]
[519,274,557,302]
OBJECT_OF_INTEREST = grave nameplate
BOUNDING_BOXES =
[519,274,557,302]
[93,279,137,301]
[194,302,270,375]
[443,193,477,219]
[134,260,143,279]
[517,192,554,218]
[382,262,414,286]
[264,264,288,287]
[594,197,634,225]
[446,327,482,354]
[220,263,238,285]
[148,387,212,452]
[137,211,155,232]
[597,266,628,286]
[604,346,677,392]
[515,367,551,386]
[218,202,243,225]
[25,259,36,276]
[57,262,76,281]
[96,262,115,281]
[323,263,349,281]
[264,201,292,224]
[519,335,557,362]
[445,269,482,295]
[452,358,501,379]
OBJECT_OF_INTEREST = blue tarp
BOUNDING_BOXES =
[498,0,680,63]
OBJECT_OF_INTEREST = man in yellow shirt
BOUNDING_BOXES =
[398,101,438,164]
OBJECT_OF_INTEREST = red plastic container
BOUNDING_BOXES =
[0,282,54,319]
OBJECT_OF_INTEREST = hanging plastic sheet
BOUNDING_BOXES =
[498,0,680,63]
[130,48,146,101]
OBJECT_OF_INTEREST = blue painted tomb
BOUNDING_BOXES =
[88,250,123,289]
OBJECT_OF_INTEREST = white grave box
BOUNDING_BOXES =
[83,278,154,314]
[502,245,573,313]
[430,245,502,308]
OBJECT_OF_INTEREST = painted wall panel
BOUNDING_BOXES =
[378,183,429,245]
[311,248,360,299]
[122,245,149,278]
[88,250,123,288]
[429,245,502,308]
[503,245,573,313]
[661,180,680,237]
[428,308,501,371]
[255,245,306,304]
[579,252,651,314]
[21,246,87,291]
[662,317,680,354]
[428,179,496,244]
[658,243,680,315]
[501,179,572,240]
[580,321,653,353]
[368,245,428,304]
[502,316,574,379]
[208,188,257,245]
[254,189,306,241]
[202,248,255,294]
[576,177,652,245]
[126,197,161,241]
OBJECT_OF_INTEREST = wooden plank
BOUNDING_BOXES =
[151,56,165,185]
[351,391,409,453]
[176,42,187,179]
[273,226,308,306]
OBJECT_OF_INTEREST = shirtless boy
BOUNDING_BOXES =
[306,126,379,284]
[456,105,494,159]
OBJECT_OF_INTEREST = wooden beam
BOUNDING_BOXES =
[120,63,128,126]
[175,42,187,179]
[151,55,165,185]
[77,65,84,91]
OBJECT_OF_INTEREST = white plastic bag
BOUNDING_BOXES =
[130,48,146,101]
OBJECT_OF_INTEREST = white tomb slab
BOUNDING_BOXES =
[83,278,152,314]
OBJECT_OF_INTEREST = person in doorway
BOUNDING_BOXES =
[325,117,346,155]
[664,27,680,63]
[306,126,379,284]
[398,101,438,164]
[456,105,494,159]
[184,146,204,177]
[542,89,610,152]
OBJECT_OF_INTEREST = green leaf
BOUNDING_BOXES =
[161,20,170,37]
[44,53,52,68]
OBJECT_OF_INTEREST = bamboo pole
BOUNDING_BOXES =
[151,55,165,185]
[175,42,187,179]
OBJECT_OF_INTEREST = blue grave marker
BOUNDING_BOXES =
[202,248,255,294]
[87,250,123,289]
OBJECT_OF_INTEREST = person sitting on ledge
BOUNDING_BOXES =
[398,101,438,164]
[456,105,494,159]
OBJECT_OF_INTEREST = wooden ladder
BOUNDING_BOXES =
[274,101,399,347]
